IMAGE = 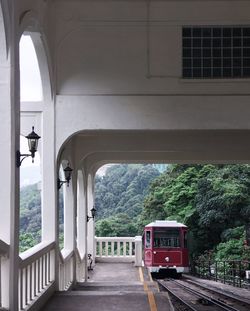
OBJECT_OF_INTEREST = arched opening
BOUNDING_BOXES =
[19,34,43,102]
[19,33,43,252]
[19,135,42,252]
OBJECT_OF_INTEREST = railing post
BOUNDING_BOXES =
[123,242,126,257]
[134,236,142,267]
[111,241,114,256]
[215,261,218,282]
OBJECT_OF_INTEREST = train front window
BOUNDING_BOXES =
[184,231,188,248]
[145,231,151,248]
[153,228,180,248]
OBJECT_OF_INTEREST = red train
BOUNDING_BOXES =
[143,220,189,276]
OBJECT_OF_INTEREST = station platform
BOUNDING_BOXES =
[42,263,173,311]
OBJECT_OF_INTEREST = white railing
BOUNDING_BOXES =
[19,241,55,311]
[59,249,74,291]
[95,236,142,266]
[0,239,9,309]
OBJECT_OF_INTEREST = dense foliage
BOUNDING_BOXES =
[95,164,160,231]
[20,184,41,252]
[19,163,250,261]
[139,164,250,260]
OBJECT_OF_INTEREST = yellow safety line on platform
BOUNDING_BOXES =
[147,291,158,311]
[139,267,149,291]
[139,267,158,311]
[139,267,144,283]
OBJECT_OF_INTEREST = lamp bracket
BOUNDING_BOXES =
[87,216,93,222]
[57,178,69,190]
[16,150,32,168]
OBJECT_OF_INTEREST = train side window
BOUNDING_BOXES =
[145,231,151,248]
[184,231,188,248]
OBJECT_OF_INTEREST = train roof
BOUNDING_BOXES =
[145,220,187,228]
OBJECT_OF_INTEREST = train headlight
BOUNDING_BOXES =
[165,257,170,262]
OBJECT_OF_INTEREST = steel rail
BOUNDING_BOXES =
[158,279,240,311]
[157,279,199,311]
[184,277,250,307]
[172,279,239,311]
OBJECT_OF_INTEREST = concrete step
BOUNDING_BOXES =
[44,291,173,311]
[74,281,145,292]
[74,281,159,293]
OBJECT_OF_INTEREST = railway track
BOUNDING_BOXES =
[157,278,250,311]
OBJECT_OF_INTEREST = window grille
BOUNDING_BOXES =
[182,26,250,78]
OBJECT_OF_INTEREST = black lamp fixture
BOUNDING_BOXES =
[17,126,41,167]
[87,207,96,222]
[57,163,73,189]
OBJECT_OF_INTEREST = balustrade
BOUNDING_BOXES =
[59,249,74,291]
[0,239,9,309]
[19,242,55,310]
[95,236,142,266]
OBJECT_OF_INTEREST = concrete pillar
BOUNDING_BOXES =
[134,236,143,267]
[87,174,95,264]
[76,169,87,281]
[9,1,21,308]
[0,4,11,308]
[77,170,86,254]
[64,173,74,251]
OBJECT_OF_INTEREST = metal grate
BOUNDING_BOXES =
[182,26,250,78]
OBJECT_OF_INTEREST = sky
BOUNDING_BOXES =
[19,35,43,102]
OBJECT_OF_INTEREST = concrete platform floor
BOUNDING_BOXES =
[88,262,140,282]
[42,263,173,311]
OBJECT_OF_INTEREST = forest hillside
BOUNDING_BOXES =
[20,164,250,261]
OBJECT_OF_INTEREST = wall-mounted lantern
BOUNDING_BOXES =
[57,163,73,189]
[87,207,96,222]
[16,126,41,167]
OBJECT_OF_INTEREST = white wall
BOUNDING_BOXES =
[55,0,250,95]
[53,0,250,156]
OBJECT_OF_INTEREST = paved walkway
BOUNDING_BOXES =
[42,263,173,311]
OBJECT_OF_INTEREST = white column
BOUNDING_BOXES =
[76,169,87,281]
[9,3,21,309]
[0,5,12,309]
[77,170,86,255]
[87,174,95,264]
[64,175,74,251]
[134,236,143,267]
[41,103,56,242]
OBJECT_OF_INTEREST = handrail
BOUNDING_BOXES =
[60,249,74,263]
[96,237,135,241]
[18,241,56,310]
[19,241,55,268]
[0,239,9,256]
